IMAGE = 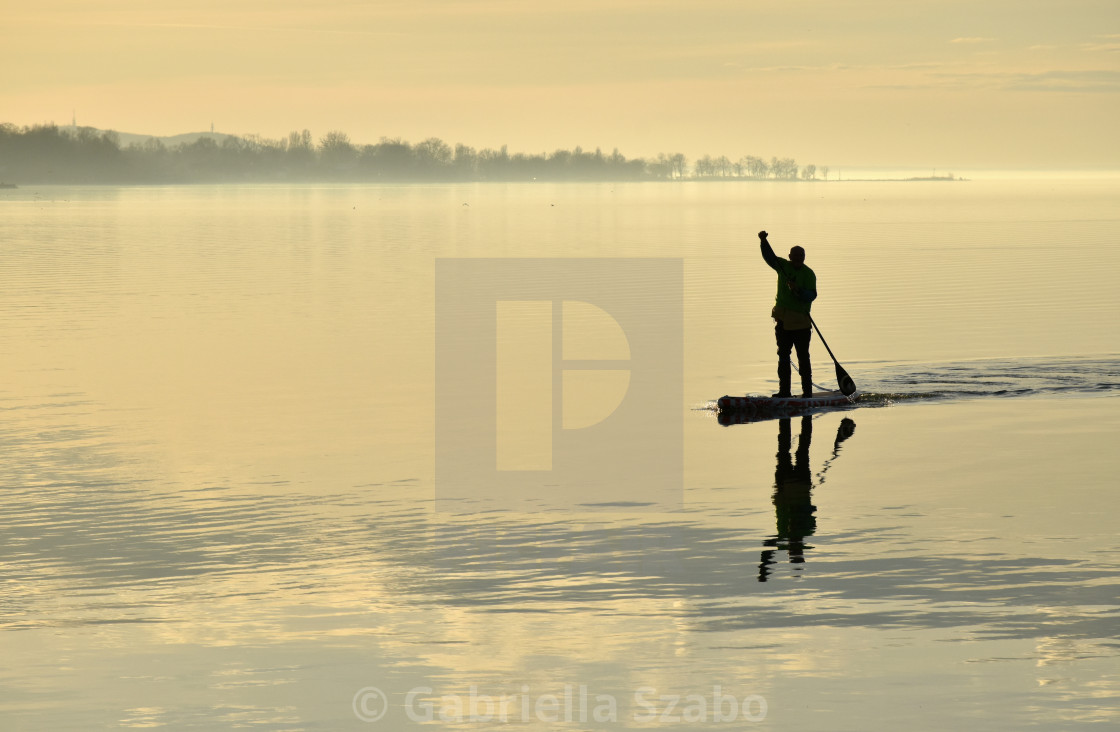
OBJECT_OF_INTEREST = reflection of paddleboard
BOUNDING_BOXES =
[717,390,859,413]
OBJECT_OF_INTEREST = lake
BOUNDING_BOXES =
[1,178,1118,730]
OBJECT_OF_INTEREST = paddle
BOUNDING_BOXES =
[809,315,858,396]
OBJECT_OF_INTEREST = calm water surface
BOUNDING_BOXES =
[1,179,1118,730]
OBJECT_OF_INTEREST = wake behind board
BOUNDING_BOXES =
[717,390,858,414]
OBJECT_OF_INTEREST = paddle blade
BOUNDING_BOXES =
[835,365,857,396]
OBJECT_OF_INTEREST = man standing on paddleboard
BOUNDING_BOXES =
[759,230,817,398]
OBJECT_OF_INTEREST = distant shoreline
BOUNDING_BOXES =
[2,122,938,186]
[837,175,967,182]
[0,177,967,188]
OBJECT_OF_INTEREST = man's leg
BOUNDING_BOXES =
[774,321,793,397]
[792,328,813,396]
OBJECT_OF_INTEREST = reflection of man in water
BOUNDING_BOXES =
[759,416,855,582]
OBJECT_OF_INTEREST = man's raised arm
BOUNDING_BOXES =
[759,230,780,271]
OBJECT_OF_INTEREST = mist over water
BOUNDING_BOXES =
[1,179,1117,729]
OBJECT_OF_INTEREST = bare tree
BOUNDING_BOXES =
[771,157,798,180]
[744,156,769,179]
[695,155,715,178]
[453,143,478,179]
[650,154,674,179]
[669,153,687,180]
[319,130,357,174]
[715,155,732,177]
[415,137,453,167]
[319,130,351,152]
[287,129,313,152]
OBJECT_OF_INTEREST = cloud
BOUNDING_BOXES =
[1004,69,1120,93]
[1081,41,1120,53]
[858,66,1120,95]
[932,68,1120,93]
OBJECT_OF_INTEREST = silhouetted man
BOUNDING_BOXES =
[758,230,817,398]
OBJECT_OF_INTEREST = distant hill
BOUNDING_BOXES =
[57,125,237,148]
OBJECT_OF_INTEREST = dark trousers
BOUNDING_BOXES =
[775,323,812,395]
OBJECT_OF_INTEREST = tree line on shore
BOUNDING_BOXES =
[0,123,828,184]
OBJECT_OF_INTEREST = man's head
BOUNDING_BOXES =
[789,246,806,268]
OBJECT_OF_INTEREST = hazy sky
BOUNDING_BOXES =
[3,0,1118,169]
